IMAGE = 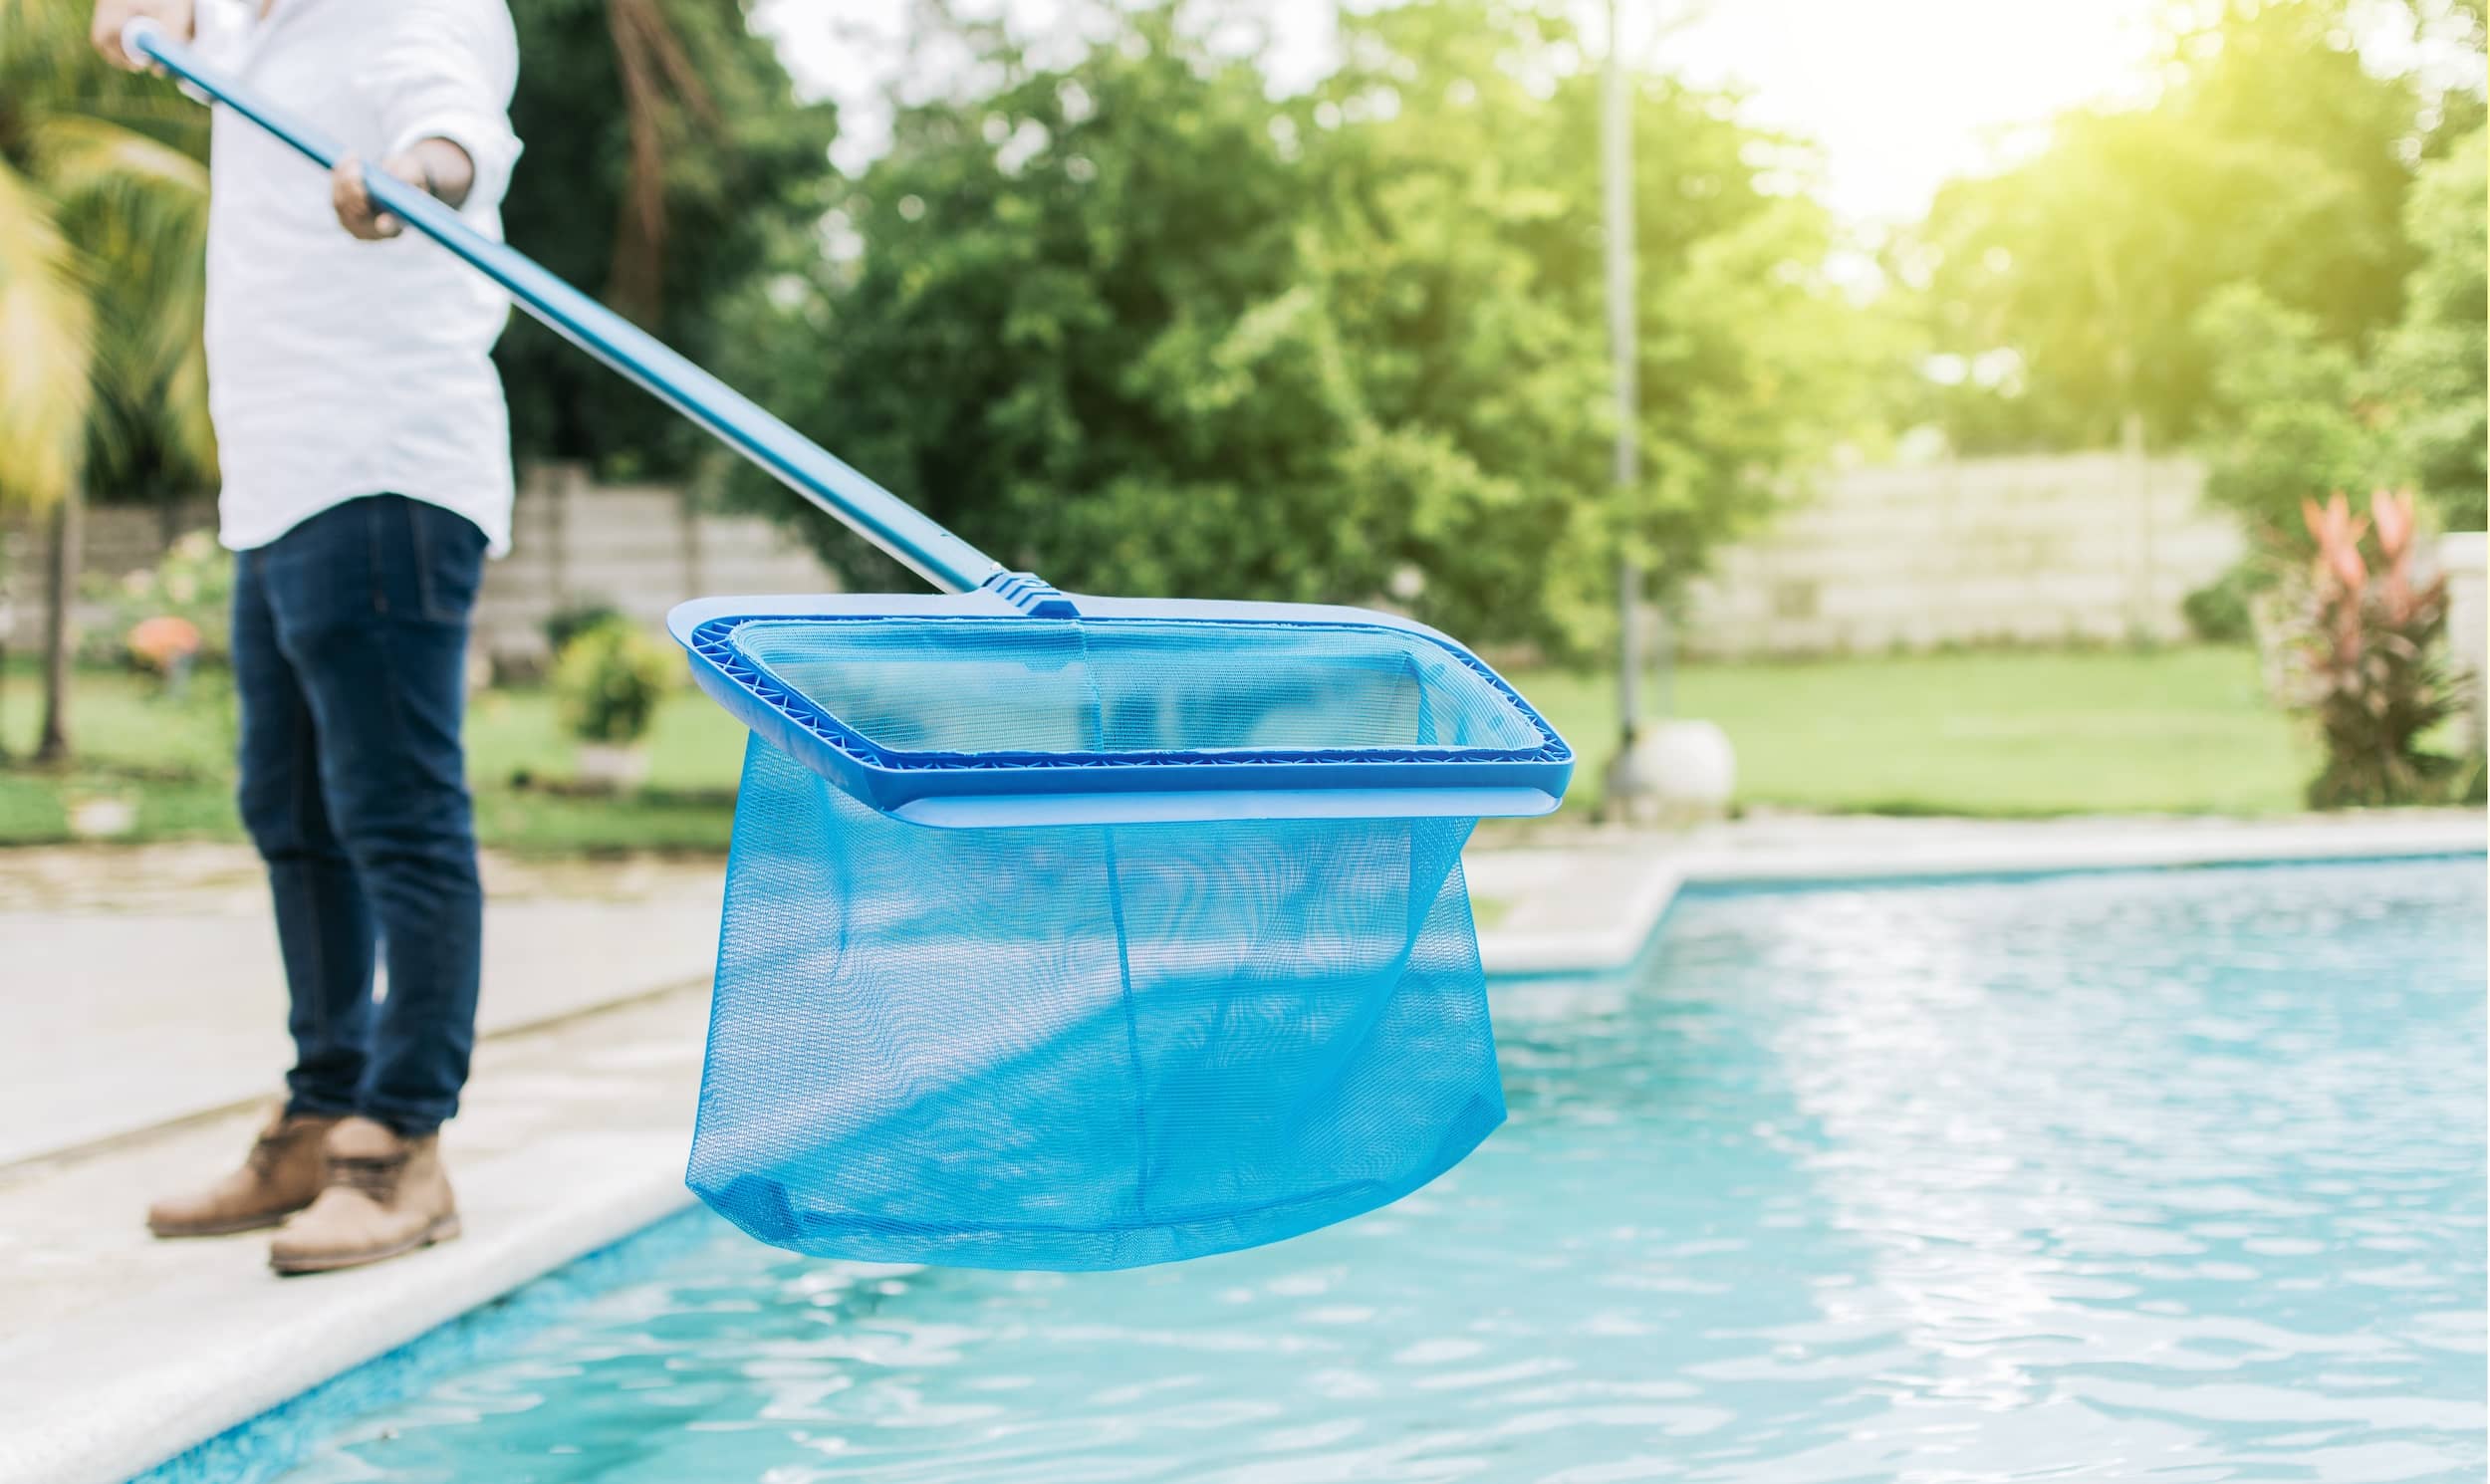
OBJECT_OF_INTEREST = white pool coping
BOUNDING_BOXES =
[4,1153,692,1484]
[0,992,709,1484]
[2,810,2479,1484]
[1471,810,2485,976]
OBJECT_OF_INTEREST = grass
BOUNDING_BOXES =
[0,662,750,855]
[1525,644,2320,819]
[0,644,2323,854]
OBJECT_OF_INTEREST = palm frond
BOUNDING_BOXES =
[0,0,91,92]
[34,112,211,200]
[32,112,213,475]
[0,156,97,508]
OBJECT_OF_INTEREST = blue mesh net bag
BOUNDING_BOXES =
[680,602,1574,1271]
[114,26,1575,1274]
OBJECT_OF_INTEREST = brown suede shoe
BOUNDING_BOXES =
[147,1109,342,1238]
[267,1116,461,1276]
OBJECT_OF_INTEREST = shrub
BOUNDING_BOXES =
[85,531,233,668]
[2180,564,2267,644]
[543,600,622,655]
[553,618,673,746]
[2273,489,2462,808]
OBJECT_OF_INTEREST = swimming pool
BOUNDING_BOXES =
[249,857,2487,1482]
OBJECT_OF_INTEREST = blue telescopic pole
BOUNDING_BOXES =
[122,17,1004,597]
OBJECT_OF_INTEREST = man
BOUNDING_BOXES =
[94,0,522,1275]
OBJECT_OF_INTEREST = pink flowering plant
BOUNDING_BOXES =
[2275,489,2466,807]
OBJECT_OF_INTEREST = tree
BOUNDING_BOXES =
[1908,0,2426,453]
[1306,0,1884,646]
[717,6,1341,594]
[498,0,838,477]
[2194,125,2486,546]
[0,0,212,761]
[2193,284,2386,543]
[717,0,1877,655]
[2375,126,2486,530]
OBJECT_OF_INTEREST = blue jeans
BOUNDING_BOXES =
[232,494,487,1135]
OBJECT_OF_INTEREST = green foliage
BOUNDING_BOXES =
[0,0,214,506]
[1907,0,2429,451]
[498,0,837,477]
[716,6,1374,613]
[543,600,624,655]
[2374,127,2487,530]
[1307,2,1891,648]
[82,529,233,665]
[2180,563,2266,644]
[716,0,1877,656]
[2193,283,2390,539]
[2192,127,2486,544]
[553,618,674,744]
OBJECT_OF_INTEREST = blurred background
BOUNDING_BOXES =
[1,0,2483,852]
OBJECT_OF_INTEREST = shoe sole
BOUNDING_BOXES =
[149,1210,300,1239]
[269,1213,462,1276]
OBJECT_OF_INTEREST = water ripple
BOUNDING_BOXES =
[278,859,2485,1484]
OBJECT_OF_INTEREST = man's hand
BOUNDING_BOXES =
[331,141,474,242]
[91,0,194,72]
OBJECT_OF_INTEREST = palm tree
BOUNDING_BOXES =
[497,0,837,473]
[0,0,212,762]
[602,0,722,322]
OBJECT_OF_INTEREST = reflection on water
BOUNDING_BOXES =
[279,859,2485,1484]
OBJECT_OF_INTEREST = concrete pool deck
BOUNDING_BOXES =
[0,850,726,1168]
[0,810,2478,1484]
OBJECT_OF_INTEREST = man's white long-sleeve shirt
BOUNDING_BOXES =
[196,0,524,555]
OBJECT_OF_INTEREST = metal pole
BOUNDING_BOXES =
[1605,0,1643,751]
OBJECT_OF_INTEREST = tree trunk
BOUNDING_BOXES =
[0,522,13,761]
[34,484,82,764]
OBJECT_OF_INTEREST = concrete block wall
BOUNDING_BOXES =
[0,468,837,666]
[474,464,838,671]
[1679,452,2245,657]
[0,453,2299,671]
[1,498,220,654]
[2438,532,2487,754]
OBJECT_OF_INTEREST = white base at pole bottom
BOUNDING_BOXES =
[1605,719,1736,827]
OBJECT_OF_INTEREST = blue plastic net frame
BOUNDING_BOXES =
[668,590,1575,829]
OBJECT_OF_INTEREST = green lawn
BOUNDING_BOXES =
[0,644,2320,853]
[0,663,751,854]
[1526,644,2319,818]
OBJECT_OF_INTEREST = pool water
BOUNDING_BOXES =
[272,859,2484,1483]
